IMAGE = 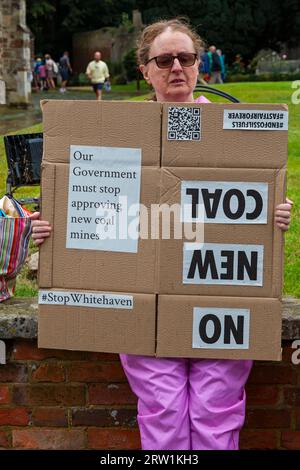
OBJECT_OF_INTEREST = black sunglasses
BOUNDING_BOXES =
[145,52,198,69]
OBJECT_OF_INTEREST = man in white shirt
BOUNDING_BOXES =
[86,51,110,100]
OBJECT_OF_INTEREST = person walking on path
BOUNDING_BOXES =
[45,54,57,89]
[86,51,110,101]
[59,51,72,93]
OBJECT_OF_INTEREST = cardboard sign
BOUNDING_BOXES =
[223,109,288,131]
[162,103,288,168]
[67,145,141,253]
[39,101,287,359]
[192,307,250,349]
[39,290,133,309]
[39,290,156,355]
[183,243,264,286]
[159,166,284,299]
[167,106,201,141]
[181,181,268,223]
[157,295,281,360]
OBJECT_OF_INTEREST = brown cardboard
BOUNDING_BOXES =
[38,290,156,355]
[38,100,287,360]
[158,167,285,298]
[162,103,288,169]
[39,162,160,293]
[157,295,282,360]
[41,100,162,166]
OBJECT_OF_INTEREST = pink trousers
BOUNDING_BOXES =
[120,354,253,450]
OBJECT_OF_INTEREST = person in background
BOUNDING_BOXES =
[59,51,72,93]
[208,45,223,84]
[217,48,226,82]
[198,50,210,84]
[30,19,293,450]
[31,57,40,91]
[86,51,110,101]
[45,54,57,90]
[35,58,47,91]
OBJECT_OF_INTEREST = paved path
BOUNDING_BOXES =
[0,88,143,135]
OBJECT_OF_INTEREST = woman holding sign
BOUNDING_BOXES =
[31,19,292,450]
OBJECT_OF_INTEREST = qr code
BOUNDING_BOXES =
[168,106,201,141]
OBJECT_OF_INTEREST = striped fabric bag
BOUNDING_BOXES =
[0,196,32,302]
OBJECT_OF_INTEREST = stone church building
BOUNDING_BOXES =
[0,0,31,106]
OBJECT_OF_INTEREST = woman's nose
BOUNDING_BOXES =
[171,57,183,71]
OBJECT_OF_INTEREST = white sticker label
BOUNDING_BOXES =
[39,290,133,309]
[193,307,250,349]
[183,243,264,286]
[181,181,268,223]
[66,145,141,253]
[168,106,201,140]
[223,109,288,130]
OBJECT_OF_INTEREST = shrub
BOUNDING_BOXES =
[226,72,300,82]
[111,74,127,85]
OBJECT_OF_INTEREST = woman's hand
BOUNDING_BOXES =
[30,212,52,245]
[275,198,293,231]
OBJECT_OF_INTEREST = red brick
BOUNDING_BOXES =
[12,340,86,361]
[282,343,298,363]
[245,409,290,429]
[68,362,126,382]
[88,428,141,449]
[84,352,119,361]
[32,408,68,426]
[72,408,137,427]
[0,385,10,404]
[283,388,300,406]
[31,363,65,383]
[88,383,137,405]
[245,385,280,406]
[12,384,85,406]
[13,429,85,450]
[0,430,10,448]
[240,430,278,449]
[12,340,51,360]
[281,432,300,450]
[248,364,297,385]
[0,364,27,382]
[0,408,29,426]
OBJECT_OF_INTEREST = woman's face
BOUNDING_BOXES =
[140,29,199,103]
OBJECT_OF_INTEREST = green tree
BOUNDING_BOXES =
[123,49,139,81]
[27,0,300,64]
[27,0,136,58]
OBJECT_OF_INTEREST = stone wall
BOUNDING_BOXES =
[0,0,31,106]
[73,27,139,74]
[72,11,143,74]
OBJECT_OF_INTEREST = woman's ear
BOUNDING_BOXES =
[140,64,151,84]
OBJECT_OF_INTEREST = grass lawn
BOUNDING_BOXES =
[0,81,299,298]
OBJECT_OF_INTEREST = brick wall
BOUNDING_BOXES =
[0,339,299,450]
